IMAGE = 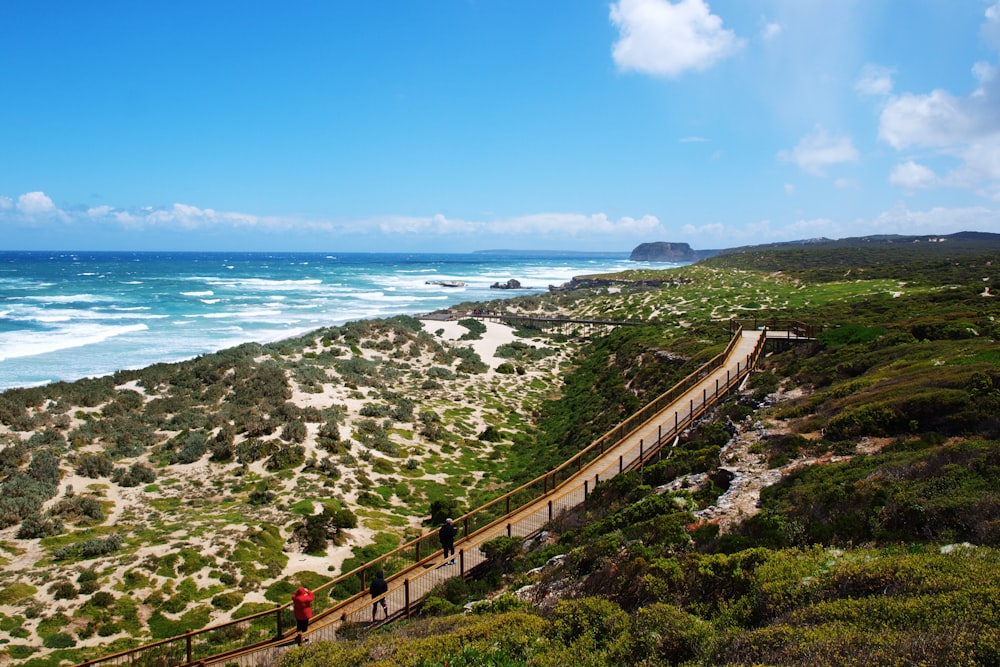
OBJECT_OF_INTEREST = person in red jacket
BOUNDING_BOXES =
[292,586,314,634]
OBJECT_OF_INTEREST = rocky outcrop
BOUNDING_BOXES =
[629,241,718,262]
[490,279,523,289]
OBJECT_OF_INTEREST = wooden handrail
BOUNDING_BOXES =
[75,321,789,667]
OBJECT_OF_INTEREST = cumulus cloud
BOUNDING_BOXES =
[876,3,1000,198]
[610,0,743,77]
[889,161,938,192]
[0,196,12,210]
[17,191,57,215]
[855,64,895,97]
[778,126,859,176]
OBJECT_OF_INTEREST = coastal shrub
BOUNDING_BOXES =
[236,437,280,464]
[354,419,399,456]
[50,580,78,600]
[0,474,58,529]
[824,404,901,440]
[495,362,516,374]
[427,366,455,379]
[231,361,291,408]
[28,428,68,451]
[111,462,156,487]
[419,411,445,442]
[105,418,157,458]
[265,444,306,471]
[28,449,62,488]
[281,419,308,443]
[359,403,392,418]
[53,533,124,561]
[478,425,503,442]
[42,631,76,649]
[455,347,488,374]
[16,512,63,539]
[210,427,236,462]
[211,591,244,611]
[0,438,29,474]
[391,396,415,422]
[458,318,486,340]
[75,452,114,478]
[248,482,277,506]
[549,596,630,648]
[608,603,712,666]
[172,430,209,464]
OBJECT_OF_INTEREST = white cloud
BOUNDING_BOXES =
[6,194,666,243]
[783,183,795,196]
[680,135,710,143]
[869,202,997,235]
[855,64,894,97]
[761,21,782,41]
[374,212,664,238]
[875,5,1000,198]
[878,89,984,150]
[17,191,57,215]
[983,1,1000,49]
[889,161,937,192]
[778,126,859,176]
[609,0,744,77]
[0,196,12,210]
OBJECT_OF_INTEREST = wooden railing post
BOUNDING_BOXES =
[404,579,411,617]
[275,604,283,636]
[186,633,193,664]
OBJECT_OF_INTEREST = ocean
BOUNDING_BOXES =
[0,250,647,391]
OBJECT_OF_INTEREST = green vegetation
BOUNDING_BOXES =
[5,234,1000,665]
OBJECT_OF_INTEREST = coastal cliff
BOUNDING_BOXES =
[629,241,718,262]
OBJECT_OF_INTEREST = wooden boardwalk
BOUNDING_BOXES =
[194,329,766,667]
[78,326,769,667]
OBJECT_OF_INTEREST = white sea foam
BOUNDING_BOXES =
[23,293,111,303]
[181,290,215,297]
[0,323,149,362]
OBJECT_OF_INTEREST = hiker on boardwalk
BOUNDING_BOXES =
[370,570,388,621]
[291,586,314,634]
[439,517,458,565]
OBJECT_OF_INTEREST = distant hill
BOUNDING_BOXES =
[629,231,1000,265]
[713,230,1000,256]
[629,241,719,262]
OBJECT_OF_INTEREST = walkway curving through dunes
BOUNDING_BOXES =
[77,325,770,667]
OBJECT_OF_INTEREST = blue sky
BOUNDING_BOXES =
[2,0,999,253]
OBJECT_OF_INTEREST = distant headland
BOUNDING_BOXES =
[628,241,719,262]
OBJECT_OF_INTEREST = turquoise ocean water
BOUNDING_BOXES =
[0,250,651,391]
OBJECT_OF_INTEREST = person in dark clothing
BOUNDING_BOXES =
[370,570,388,621]
[439,517,458,565]
[291,586,314,634]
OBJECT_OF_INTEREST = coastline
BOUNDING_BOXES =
[0,250,639,392]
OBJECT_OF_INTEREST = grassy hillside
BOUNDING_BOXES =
[275,239,1000,666]
[2,236,999,665]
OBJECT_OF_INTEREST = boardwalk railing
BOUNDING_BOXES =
[77,323,770,667]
